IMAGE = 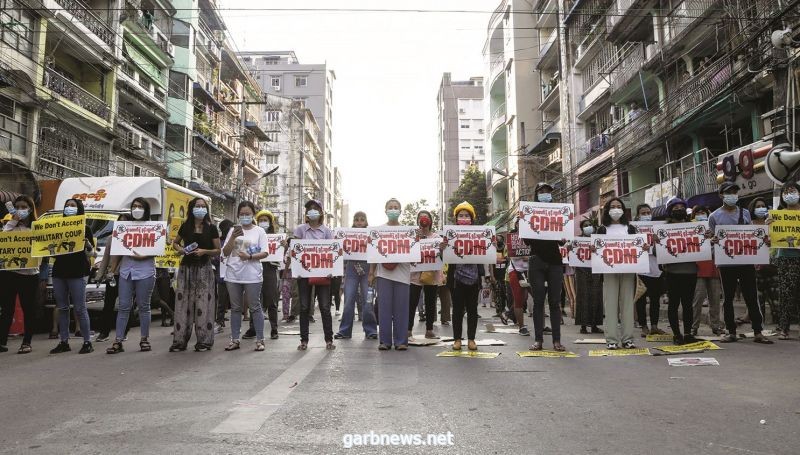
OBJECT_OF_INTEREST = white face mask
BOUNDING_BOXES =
[64,206,78,216]
[131,208,145,220]
[258,221,270,230]
[582,226,595,236]
[609,208,624,221]
[16,209,29,220]
[783,192,800,206]
[538,193,553,203]
[723,194,739,206]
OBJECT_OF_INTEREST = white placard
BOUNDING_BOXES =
[366,226,421,264]
[653,222,712,264]
[333,228,369,260]
[590,234,650,274]
[410,237,444,272]
[567,238,593,268]
[109,221,167,256]
[288,239,344,278]
[260,234,286,262]
[713,226,770,265]
[631,221,665,253]
[440,225,497,264]
[518,202,576,241]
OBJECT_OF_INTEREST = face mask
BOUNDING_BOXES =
[306,209,321,221]
[609,208,624,221]
[64,206,78,216]
[418,216,432,228]
[754,207,768,218]
[582,226,594,235]
[456,218,472,225]
[238,216,253,226]
[671,210,687,220]
[386,209,401,221]
[192,207,208,219]
[695,214,708,222]
[131,208,145,220]
[783,192,800,205]
[638,215,652,222]
[723,194,738,206]
[16,209,29,220]
[538,193,553,203]
[258,221,270,230]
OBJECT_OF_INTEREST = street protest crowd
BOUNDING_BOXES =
[1,180,799,356]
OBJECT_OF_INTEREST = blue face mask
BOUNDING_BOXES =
[638,215,652,222]
[64,206,78,216]
[754,207,768,218]
[723,194,739,206]
[694,214,708,222]
[307,209,321,221]
[16,209,29,220]
[192,207,208,219]
[386,209,401,221]
[238,216,253,226]
[538,193,553,203]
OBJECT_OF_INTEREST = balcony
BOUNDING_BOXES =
[535,0,557,28]
[490,103,507,136]
[536,30,559,70]
[116,117,166,163]
[133,13,174,59]
[606,0,649,40]
[489,54,506,85]
[663,0,718,49]
[44,67,111,120]
[610,42,645,95]
[488,0,508,34]
[539,82,559,113]
[52,0,116,48]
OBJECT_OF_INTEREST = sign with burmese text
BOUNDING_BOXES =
[518,202,575,241]
[567,238,593,268]
[366,226,420,263]
[505,232,530,257]
[441,225,497,264]
[410,237,444,272]
[110,221,168,256]
[289,239,344,278]
[333,228,369,260]
[260,234,287,263]
[590,234,649,274]
[713,226,770,265]
[631,220,665,253]
[654,222,712,264]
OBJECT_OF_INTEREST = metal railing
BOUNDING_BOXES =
[606,0,637,31]
[53,0,115,48]
[490,103,506,133]
[663,0,717,47]
[610,42,645,94]
[44,68,110,120]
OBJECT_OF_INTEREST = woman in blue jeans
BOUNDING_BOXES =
[335,211,378,339]
[50,198,95,355]
[106,198,157,354]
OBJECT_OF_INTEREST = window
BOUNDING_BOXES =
[295,76,307,87]
[0,1,35,57]
[166,124,189,152]
[0,94,29,156]
[171,19,190,48]
[271,77,280,90]
[266,110,280,122]
[460,121,470,129]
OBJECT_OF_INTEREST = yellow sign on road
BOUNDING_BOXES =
[30,215,86,258]
[655,341,721,353]
[589,348,651,357]
[517,350,579,358]
[0,231,40,270]
[437,351,501,359]
[769,210,800,249]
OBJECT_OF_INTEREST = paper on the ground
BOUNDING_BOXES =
[517,350,579,358]
[277,330,302,335]
[655,341,721,353]
[408,339,441,346]
[646,334,674,342]
[437,351,501,359]
[588,348,651,357]
[482,324,521,334]
[574,338,607,344]
[696,335,723,341]
[668,357,720,367]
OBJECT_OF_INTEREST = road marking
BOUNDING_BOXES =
[211,347,328,434]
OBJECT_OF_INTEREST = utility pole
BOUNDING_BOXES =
[235,97,247,213]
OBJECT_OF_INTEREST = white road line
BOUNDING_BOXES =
[211,347,329,434]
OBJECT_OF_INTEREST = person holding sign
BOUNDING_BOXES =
[0,195,40,354]
[49,199,95,355]
[369,198,411,351]
[572,219,603,335]
[106,198,158,354]
[222,202,270,352]
[242,210,281,341]
[170,198,221,352]
[335,212,378,340]
[709,182,772,344]
[408,210,441,340]
[293,199,336,351]
[772,181,800,339]
[522,183,566,352]
[660,198,698,345]
[633,204,666,338]
[690,206,723,336]
[750,198,779,329]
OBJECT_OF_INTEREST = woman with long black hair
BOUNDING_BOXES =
[661,198,698,345]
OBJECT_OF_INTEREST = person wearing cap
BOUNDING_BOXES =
[661,198,698,345]
[240,210,281,341]
[292,199,336,351]
[690,206,723,336]
[772,181,800,340]
[522,183,567,352]
[709,182,773,344]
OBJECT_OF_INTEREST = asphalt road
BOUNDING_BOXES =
[1,311,798,455]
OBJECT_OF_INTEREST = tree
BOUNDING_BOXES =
[400,199,440,227]
[447,165,489,225]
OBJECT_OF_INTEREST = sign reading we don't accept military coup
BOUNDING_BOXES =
[30,215,86,258]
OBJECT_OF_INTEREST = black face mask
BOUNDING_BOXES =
[672,210,687,220]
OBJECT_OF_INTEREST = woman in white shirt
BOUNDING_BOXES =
[222,201,269,352]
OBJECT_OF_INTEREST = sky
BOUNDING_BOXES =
[221,0,493,224]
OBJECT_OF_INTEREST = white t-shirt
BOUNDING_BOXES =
[223,226,268,284]
[374,224,411,284]
[605,223,629,236]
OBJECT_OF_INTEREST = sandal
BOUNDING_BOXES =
[106,342,124,354]
[499,312,509,325]
[255,341,265,351]
[139,339,151,352]
[530,341,543,351]
[17,344,32,354]
[298,342,308,351]
[224,340,240,351]
[326,341,336,350]
[753,334,774,344]
[553,342,565,352]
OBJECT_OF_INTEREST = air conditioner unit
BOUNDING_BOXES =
[459,108,466,114]
[273,86,281,92]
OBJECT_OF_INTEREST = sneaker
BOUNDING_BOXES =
[309,316,316,323]
[366,333,378,340]
[95,333,110,342]
[334,333,350,339]
[519,326,530,336]
[286,316,297,323]
[606,343,618,350]
[242,329,256,340]
[719,333,738,343]
[214,323,224,334]
[753,333,774,344]
[270,331,279,340]
[195,344,212,352]
[49,342,70,354]
[683,335,699,344]
[673,335,684,345]
[0,345,7,353]
[622,341,636,349]
[78,342,94,354]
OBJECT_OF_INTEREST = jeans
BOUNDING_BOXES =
[603,273,636,345]
[0,272,39,346]
[665,273,697,337]
[529,256,563,342]
[250,264,278,335]
[692,277,722,331]
[452,282,480,340]
[53,277,91,343]
[636,275,663,328]
[376,277,409,346]
[99,275,120,336]
[227,281,264,341]
[719,265,762,334]
[115,275,155,341]
[409,284,437,331]
[338,265,377,337]
[297,278,333,343]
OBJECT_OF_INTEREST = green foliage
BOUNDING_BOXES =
[400,199,440,227]
[447,165,489,225]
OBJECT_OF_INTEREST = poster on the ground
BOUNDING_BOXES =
[590,234,649,274]
[366,226,420,264]
[333,228,369,260]
[567,238,593,268]
[288,239,344,278]
[713,225,770,265]
[261,234,287,263]
[653,222,712,264]
[30,215,86,257]
[0,231,40,270]
[505,231,530,257]
[769,210,800,249]
[667,357,720,367]
[518,202,575,241]
[109,221,168,256]
[440,225,497,264]
[410,236,444,272]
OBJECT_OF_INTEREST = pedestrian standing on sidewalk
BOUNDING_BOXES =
[748,197,779,325]
[239,210,280,341]
[294,199,336,351]
[106,198,157,354]
[446,201,492,351]
[94,214,128,343]
[222,201,269,352]
[214,219,234,334]
[710,182,773,344]
[523,183,566,352]
[335,211,378,340]
[408,210,441,340]
[772,181,800,339]
[50,198,95,355]
[369,198,411,351]
[572,219,604,334]
[633,203,665,337]
[660,198,698,345]
[0,195,40,354]
[690,206,723,336]
[596,198,641,350]
[170,197,220,352]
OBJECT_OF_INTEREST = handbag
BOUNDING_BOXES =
[309,277,331,286]
[634,276,647,302]
[420,271,438,286]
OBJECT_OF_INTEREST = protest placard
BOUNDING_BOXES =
[590,234,649,274]
[714,225,770,265]
[0,231,40,271]
[31,215,86,257]
[505,231,530,257]
[410,237,444,272]
[333,228,369,260]
[567,238,593,268]
[653,222,712,264]
[631,220,665,251]
[366,226,420,264]
[156,217,183,269]
[518,202,575,241]
[288,239,344,278]
[109,221,168,256]
[440,225,497,264]
[261,234,286,262]
[769,209,800,249]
